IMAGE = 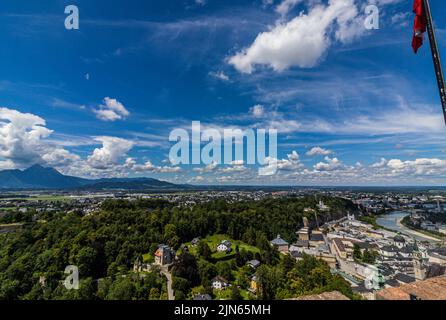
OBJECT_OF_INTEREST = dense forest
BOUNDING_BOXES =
[0,196,358,300]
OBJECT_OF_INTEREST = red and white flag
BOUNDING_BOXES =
[412,0,427,53]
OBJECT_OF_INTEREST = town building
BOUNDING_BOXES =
[247,259,261,269]
[216,240,232,253]
[211,276,230,290]
[154,244,175,266]
[376,275,446,300]
[270,235,289,253]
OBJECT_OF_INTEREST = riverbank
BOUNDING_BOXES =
[398,217,444,242]
[376,211,442,243]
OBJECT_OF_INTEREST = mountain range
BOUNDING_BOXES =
[0,165,184,190]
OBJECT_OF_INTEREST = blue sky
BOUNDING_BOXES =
[1,0,446,186]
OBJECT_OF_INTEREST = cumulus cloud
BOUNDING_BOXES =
[0,107,182,178]
[229,0,366,73]
[0,107,78,168]
[371,157,387,168]
[189,175,205,183]
[87,136,134,170]
[306,147,332,156]
[125,157,181,173]
[94,97,130,121]
[42,148,80,167]
[219,160,249,173]
[260,150,303,175]
[314,156,344,171]
[386,158,446,176]
[0,159,15,170]
[194,161,219,174]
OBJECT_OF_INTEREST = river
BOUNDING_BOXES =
[376,211,441,243]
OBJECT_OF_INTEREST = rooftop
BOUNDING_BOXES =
[271,234,289,246]
[376,275,446,300]
[289,291,350,301]
[394,273,416,284]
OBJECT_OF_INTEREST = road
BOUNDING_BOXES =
[160,266,175,300]
[396,217,441,242]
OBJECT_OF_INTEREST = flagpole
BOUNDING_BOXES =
[423,0,446,124]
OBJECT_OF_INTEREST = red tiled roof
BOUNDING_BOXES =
[288,291,350,300]
[376,275,446,300]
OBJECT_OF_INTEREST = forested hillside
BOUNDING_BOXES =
[0,196,358,300]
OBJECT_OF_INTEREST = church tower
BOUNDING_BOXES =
[413,241,428,281]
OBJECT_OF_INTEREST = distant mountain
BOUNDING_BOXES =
[81,177,182,190]
[0,165,183,190]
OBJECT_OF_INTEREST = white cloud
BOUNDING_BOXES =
[306,146,332,156]
[42,148,80,167]
[126,157,181,173]
[194,161,219,173]
[386,158,446,176]
[275,0,302,17]
[87,136,134,170]
[50,98,86,110]
[219,160,248,173]
[0,107,78,168]
[229,0,366,73]
[371,157,387,168]
[250,104,265,118]
[260,150,302,175]
[246,99,445,136]
[209,71,230,81]
[314,156,344,171]
[0,107,179,178]
[189,175,205,183]
[94,97,130,121]
[390,12,410,28]
[0,159,15,170]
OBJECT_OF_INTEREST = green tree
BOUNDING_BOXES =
[353,244,362,261]
[106,277,136,300]
[197,242,212,260]
[197,259,217,286]
[172,253,200,287]
[216,261,233,282]
[76,247,97,277]
[149,288,160,300]
[164,224,180,249]
[362,249,376,264]
[231,285,243,300]
[256,265,279,300]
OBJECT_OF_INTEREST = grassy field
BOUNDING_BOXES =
[1,195,73,202]
[184,234,260,300]
[0,223,23,227]
[186,234,260,257]
[142,253,154,263]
